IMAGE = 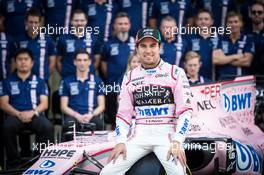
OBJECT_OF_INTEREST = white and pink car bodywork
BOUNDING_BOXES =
[24,76,264,175]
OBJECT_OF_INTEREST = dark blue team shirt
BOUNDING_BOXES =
[16,33,56,81]
[216,33,255,79]
[0,0,42,38]
[57,33,101,78]
[149,0,193,28]
[0,33,16,80]
[59,73,104,115]
[101,36,135,85]
[79,0,120,41]
[188,75,211,86]
[160,36,188,68]
[42,0,79,28]
[118,0,151,37]
[194,0,236,27]
[246,30,264,74]
[186,33,219,79]
[1,73,48,111]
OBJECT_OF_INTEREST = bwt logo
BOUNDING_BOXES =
[222,92,252,112]
[39,160,55,168]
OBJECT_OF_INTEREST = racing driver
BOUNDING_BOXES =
[100,28,193,175]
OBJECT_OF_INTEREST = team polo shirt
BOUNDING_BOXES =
[186,33,219,80]
[59,73,104,115]
[194,0,236,28]
[2,73,48,111]
[216,33,255,79]
[0,32,16,80]
[16,33,56,81]
[117,0,150,37]
[149,0,193,28]
[57,33,101,78]
[188,75,211,86]
[79,0,120,41]
[0,0,42,37]
[101,36,135,85]
[160,36,188,68]
[42,0,79,29]
[247,29,264,74]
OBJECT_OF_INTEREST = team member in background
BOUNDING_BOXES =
[117,0,151,37]
[57,9,101,78]
[186,8,219,80]
[99,12,135,128]
[59,50,105,138]
[159,16,188,67]
[126,52,140,71]
[194,0,237,28]
[0,14,16,80]
[149,0,193,29]
[213,12,255,80]
[117,52,141,90]
[41,0,79,40]
[15,8,57,83]
[184,51,211,86]
[0,15,16,166]
[0,0,42,38]
[79,0,120,42]
[100,27,192,175]
[0,49,53,169]
[247,2,264,75]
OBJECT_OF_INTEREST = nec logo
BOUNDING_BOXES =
[39,160,55,168]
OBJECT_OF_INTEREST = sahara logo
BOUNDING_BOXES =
[222,92,252,112]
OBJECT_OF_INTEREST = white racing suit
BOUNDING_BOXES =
[101,60,193,175]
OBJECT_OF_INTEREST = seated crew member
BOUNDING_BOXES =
[184,51,211,86]
[100,28,193,175]
[59,49,105,136]
[0,48,53,169]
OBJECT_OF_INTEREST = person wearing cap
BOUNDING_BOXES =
[100,28,192,175]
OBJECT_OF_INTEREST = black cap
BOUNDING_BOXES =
[136,28,161,45]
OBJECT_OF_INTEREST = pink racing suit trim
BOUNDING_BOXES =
[116,115,130,126]
[176,107,193,116]
[171,65,177,80]
[125,70,133,86]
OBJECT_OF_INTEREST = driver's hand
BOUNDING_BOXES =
[167,141,187,167]
[107,143,127,164]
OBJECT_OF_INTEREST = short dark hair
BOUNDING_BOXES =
[227,11,243,22]
[195,8,214,20]
[14,48,34,61]
[71,9,88,21]
[74,49,90,60]
[114,12,130,22]
[251,2,264,11]
[25,8,42,21]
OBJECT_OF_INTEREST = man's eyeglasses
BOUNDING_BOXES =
[251,10,264,15]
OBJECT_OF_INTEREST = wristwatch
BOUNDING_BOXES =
[34,110,40,117]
